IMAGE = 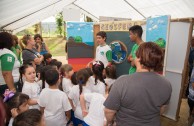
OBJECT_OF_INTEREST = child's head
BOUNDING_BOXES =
[76,68,90,95]
[71,72,78,85]
[105,65,117,79]
[129,25,143,42]
[60,64,74,78]
[43,53,52,65]
[23,59,36,70]
[85,67,93,76]
[4,91,29,124]
[13,109,44,126]
[50,59,62,71]
[19,64,36,83]
[45,69,60,86]
[92,61,106,85]
[96,31,107,45]
[40,65,56,89]
[5,92,29,115]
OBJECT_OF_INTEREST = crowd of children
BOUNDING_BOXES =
[3,59,116,126]
[0,28,174,126]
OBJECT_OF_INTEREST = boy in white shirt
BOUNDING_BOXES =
[38,69,72,126]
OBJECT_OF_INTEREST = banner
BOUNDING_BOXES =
[100,21,145,31]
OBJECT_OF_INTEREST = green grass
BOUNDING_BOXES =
[44,37,66,56]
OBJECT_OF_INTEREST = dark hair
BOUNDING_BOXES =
[23,59,34,66]
[71,72,77,85]
[45,69,59,86]
[96,31,107,41]
[92,61,106,86]
[0,32,13,50]
[13,109,42,126]
[136,42,164,71]
[105,65,117,79]
[18,65,34,92]
[59,64,73,91]
[34,34,43,42]
[40,65,56,89]
[129,25,143,38]
[0,98,6,126]
[5,93,29,125]
[85,68,93,76]
[50,59,62,70]
[12,35,19,46]
[76,68,90,95]
[21,34,31,46]
[43,53,52,61]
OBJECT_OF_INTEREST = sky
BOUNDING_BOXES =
[42,16,56,22]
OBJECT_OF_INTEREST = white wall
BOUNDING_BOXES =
[163,22,191,120]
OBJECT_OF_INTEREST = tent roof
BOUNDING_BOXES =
[0,0,194,33]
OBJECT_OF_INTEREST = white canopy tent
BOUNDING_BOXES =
[0,0,194,33]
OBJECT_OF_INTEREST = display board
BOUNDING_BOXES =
[66,22,94,58]
[164,22,191,120]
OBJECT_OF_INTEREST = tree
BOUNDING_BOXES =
[55,12,64,37]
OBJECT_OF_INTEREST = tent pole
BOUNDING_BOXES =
[123,0,146,19]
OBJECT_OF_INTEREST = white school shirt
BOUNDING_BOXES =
[38,88,72,126]
[37,80,49,89]
[87,76,105,95]
[105,78,116,88]
[83,93,106,126]
[68,85,91,120]
[22,81,40,109]
[8,117,13,126]
[62,78,73,95]
[95,45,111,67]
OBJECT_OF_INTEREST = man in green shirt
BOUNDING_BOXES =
[128,25,144,74]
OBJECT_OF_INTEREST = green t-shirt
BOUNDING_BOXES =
[129,44,139,74]
[106,50,112,62]
[1,54,15,71]
[11,46,22,64]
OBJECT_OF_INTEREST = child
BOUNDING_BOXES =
[43,53,52,65]
[80,85,111,126]
[87,61,106,95]
[104,65,117,88]
[19,65,41,109]
[37,65,56,89]
[127,25,144,74]
[4,90,29,126]
[13,109,44,126]
[60,64,74,95]
[38,69,72,126]
[68,68,91,125]
[49,59,62,71]
[87,31,112,67]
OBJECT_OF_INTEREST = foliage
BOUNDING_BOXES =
[85,16,93,22]
[75,36,82,43]
[55,12,64,37]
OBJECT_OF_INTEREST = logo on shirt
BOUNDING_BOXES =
[7,56,12,62]
[100,51,104,55]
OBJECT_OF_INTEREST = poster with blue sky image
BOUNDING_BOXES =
[146,15,170,48]
[66,22,94,46]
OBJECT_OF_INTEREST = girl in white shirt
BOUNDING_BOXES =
[104,65,117,89]
[60,64,74,95]
[4,91,29,126]
[87,61,107,95]
[68,68,91,125]
[20,64,41,109]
